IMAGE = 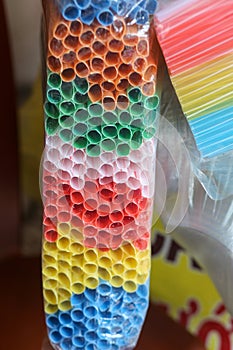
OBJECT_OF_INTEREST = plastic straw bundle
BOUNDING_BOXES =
[155,0,233,158]
[42,0,159,349]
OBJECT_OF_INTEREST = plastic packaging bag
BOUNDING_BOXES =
[153,54,233,318]
[41,0,159,349]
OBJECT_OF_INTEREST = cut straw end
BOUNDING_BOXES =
[70,19,83,36]
[110,19,126,39]
[54,23,69,39]
[92,40,107,56]
[75,62,89,77]
[77,46,92,61]
[47,55,62,73]
[49,38,64,57]
[97,10,114,26]
[88,84,102,102]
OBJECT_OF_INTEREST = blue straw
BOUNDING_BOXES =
[60,325,74,338]
[71,308,85,322]
[72,335,86,347]
[92,0,111,9]
[86,318,99,330]
[74,0,91,10]
[85,330,99,342]
[144,0,157,14]
[59,0,81,21]
[46,313,60,329]
[97,10,114,26]
[136,8,149,25]
[80,6,96,25]
[60,338,73,350]
[58,311,72,325]
[49,329,62,344]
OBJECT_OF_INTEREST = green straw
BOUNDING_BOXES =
[102,124,118,139]
[102,111,118,124]
[100,138,116,152]
[144,95,159,110]
[61,82,74,100]
[73,122,88,136]
[116,142,130,156]
[73,136,88,149]
[88,116,103,127]
[59,128,74,142]
[128,87,142,103]
[87,144,101,157]
[73,91,88,104]
[118,111,133,126]
[48,72,61,88]
[59,115,75,128]
[88,102,104,117]
[129,102,144,117]
[47,89,62,104]
[44,102,60,119]
[74,76,89,94]
[60,101,76,115]
[130,118,144,129]
[142,126,156,139]
[118,126,132,141]
[130,130,143,150]
[45,117,59,135]
[87,129,102,144]
[74,108,89,122]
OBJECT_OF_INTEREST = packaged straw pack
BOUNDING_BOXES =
[154,0,233,200]
[41,0,160,349]
[151,49,233,349]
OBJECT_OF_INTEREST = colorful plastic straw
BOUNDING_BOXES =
[155,0,233,158]
[42,0,159,348]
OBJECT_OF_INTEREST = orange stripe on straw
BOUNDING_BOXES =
[128,71,143,86]
[142,81,156,97]
[90,56,105,72]
[88,73,104,84]
[121,46,136,64]
[62,51,77,64]
[123,24,139,46]
[77,46,93,61]
[69,20,83,37]
[80,28,95,46]
[110,19,126,40]
[133,57,147,73]
[54,23,69,40]
[118,63,132,77]
[136,39,149,57]
[61,66,76,82]
[101,81,115,92]
[88,84,102,102]
[75,61,90,78]
[108,39,124,53]
[92,40,108,56]
[103,66,118,81]
[47,55,62,73]
[95,26,111,42]
[49,37,65,57]
[63,35,80,50]
[115,77,129,91]
[105,51,121,65]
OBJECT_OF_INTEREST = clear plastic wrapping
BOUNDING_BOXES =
[154,0,233,200]
[41,0,159,349]
[153,61,233,317]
